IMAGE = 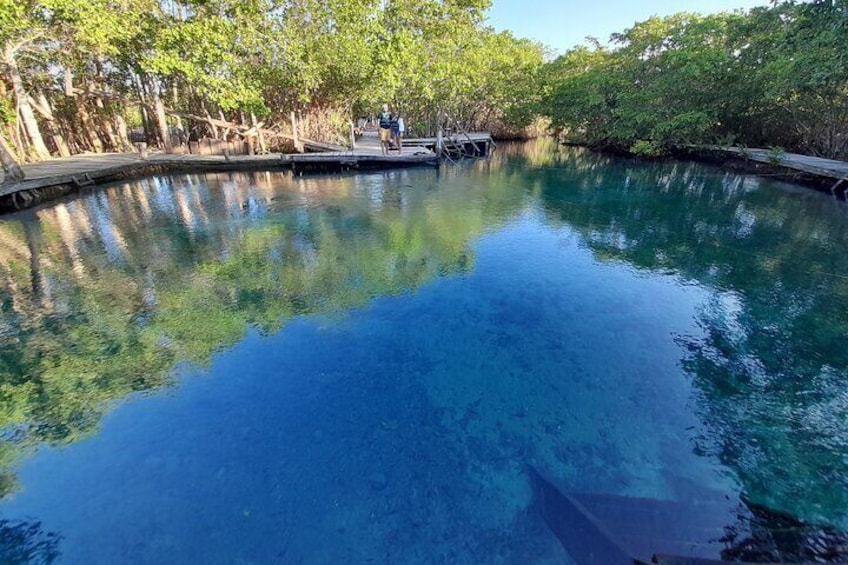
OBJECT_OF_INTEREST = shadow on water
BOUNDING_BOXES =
[0,519,60,565]
[530,466,848,564]
[0,141,847,562]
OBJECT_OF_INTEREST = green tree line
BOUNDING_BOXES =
[539,0,848,159]
[0,0,544,172]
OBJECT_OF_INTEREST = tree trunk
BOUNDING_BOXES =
[219,108,231,140]
[93,58,120,151]
[172,83,183,132]
[76,96,104,152]
[4,44,50,160]
[0,83,24,160]
[0,130,25,182]
[4,122,21,160]
[7,118,25,160]
[114,113,131,150]
[251,112,266,153]
[97,98,121,151]
[60,118,83,154]
[146,75,172,152]
[134,73,156,143]
[33,91,71,157]
[139,104,156,145]
[201,100,218,139]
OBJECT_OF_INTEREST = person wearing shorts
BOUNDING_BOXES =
[378,104,393,155]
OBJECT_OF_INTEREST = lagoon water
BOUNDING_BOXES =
[1,140,847,563]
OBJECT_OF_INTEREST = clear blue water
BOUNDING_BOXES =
[1,140,847,563]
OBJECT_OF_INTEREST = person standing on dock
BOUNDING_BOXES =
[393,113,405,154]
[378,104,393,155]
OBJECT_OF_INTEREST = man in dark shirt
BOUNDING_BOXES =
[378,104,393,155]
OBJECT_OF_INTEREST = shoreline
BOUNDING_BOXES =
[563,140,848,198]
[0,152,440,215]
[5,138,847,216]
[0,132,496,215]
[675,146,848,198]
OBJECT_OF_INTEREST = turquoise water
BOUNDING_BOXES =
[0,140,847,563]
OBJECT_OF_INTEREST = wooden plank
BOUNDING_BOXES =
[302,139,349,153]
[700,146,848,181]
[403,132,492,147]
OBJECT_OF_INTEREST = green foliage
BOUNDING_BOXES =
[147,11,269,114]
[650,112,716,147]
[715,132,738,147]
[1,0,542,157]
[0,96,14,125]
[540,46,619,144]
[767,145,786,165]
[365,1,543,134]
[0,0,45,45]
[629,140,664,158]
[540,2,848,159]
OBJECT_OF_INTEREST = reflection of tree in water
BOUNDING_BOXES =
[0,168,526,501]
[0,519,61,564]
[6,144,846,556]
[518,143,848,530]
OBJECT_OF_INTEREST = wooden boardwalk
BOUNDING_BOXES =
[0,132,493,213]
[694,145,848,194]
[719,146,848,180]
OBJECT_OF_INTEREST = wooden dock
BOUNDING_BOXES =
[0,132,493,214]
[688,145,848,196]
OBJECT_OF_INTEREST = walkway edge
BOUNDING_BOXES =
[0,152,439,214]
[679,146,848,197]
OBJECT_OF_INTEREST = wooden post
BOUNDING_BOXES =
[349,121,356,150]
[136,142,148,160]
[290,111,302,153]
[436,128,444,158]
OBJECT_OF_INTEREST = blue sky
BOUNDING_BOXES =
[486,0,771,53]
